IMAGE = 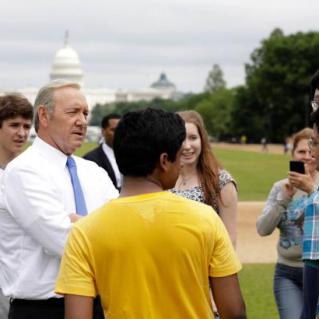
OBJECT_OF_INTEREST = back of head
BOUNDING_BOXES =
[113,108,186,176]
[34,79,80,132]
[101,113,121,129]
[0,94,33,127]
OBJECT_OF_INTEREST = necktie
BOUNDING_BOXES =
[66,156,88,216]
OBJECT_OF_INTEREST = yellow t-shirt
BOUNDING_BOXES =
[56,192,241,318]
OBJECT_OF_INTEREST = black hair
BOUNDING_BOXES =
[0,94,33,128]
[101,113,121,129]
[113,108,186,177]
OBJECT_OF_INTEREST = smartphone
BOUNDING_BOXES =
[289,160,305,174]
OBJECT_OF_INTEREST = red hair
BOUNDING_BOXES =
[178,110,222,206]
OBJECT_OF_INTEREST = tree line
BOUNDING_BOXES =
[90,28,319,143]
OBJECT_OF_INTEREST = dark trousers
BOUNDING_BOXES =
[300,263,319,319]
[9,296,105,319]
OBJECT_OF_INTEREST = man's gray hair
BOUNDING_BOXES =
[34,79,80,132]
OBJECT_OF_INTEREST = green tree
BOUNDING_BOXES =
[89,103,113,126]
[196,88,234,139]
[231,86,267,143]
[241,28,319,142]
[204,64,226,93]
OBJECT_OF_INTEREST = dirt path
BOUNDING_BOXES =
[212,144,281,263]
[212,143,285,155]
[237,201,278,263]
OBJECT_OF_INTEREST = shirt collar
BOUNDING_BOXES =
[33,136,69,168]
[102,142,114,155]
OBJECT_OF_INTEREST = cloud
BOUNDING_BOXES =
[0,0,318,91]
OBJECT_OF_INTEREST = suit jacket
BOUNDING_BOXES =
[83,144,119,190]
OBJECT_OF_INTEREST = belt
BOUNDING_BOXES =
[10,297,64,306]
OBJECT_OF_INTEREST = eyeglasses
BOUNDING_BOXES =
[311,101,319,112]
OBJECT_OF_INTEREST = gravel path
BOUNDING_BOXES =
[211,143,281,263]
[237,201,278,263]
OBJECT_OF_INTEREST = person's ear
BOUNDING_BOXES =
[37,106,50,128]
[159,153,169,172]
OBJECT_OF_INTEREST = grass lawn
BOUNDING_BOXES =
[75,142,98,157]
[213,148,288,201]
[239,264,278,318]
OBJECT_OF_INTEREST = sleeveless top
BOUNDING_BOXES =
[170,169,236,214]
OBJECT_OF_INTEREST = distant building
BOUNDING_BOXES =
[0,32,181,112]
[50,32,84,86]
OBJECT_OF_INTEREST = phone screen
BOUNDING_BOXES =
[289,160,305,174]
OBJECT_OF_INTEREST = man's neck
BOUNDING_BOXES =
[103,141,113,150]
[0,148,17,168]
[119,176,163,198]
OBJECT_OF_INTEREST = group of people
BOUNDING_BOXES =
[0,79,246,319]
[2,74,319,319]
[257,72,319,319]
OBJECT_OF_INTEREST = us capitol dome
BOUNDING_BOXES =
[0,32,180,112]
[50,32,84,87]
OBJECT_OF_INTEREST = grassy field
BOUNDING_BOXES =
[75,142,98,157]
[211,148,288,201]
[239,264,278,318]
[76,143,289,201]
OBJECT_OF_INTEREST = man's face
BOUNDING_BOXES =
[44,86,88,155]
[311,125,319,170]
[0,116,32,157]
[102,118,120,148]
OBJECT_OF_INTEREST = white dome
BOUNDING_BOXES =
[50,36,84,87]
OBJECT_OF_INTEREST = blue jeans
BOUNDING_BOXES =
[300,263,319,319]
[274,263,303,319]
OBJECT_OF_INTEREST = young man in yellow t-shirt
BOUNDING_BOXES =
[56,108,246,319]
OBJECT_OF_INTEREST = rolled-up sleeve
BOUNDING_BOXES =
[3,165,72,257]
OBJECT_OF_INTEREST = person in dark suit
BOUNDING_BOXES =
[84,113,121,190]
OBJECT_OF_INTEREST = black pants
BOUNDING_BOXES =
[300,263,319,319]
[9,296,104,319]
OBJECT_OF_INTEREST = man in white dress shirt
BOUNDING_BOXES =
[0,80,119,319]
[84,113,122,190]
[0,94,33,319]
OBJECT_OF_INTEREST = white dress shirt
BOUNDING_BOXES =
[0,137,119,299]
[0,169,4,288]
[102,142,122,188]
[0,169,9,317]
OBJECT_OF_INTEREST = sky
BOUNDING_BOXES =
[0,0,318,93]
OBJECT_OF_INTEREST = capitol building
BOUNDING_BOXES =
[1,34,180,112]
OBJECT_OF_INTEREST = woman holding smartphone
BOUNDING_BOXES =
[257,128,319,319]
